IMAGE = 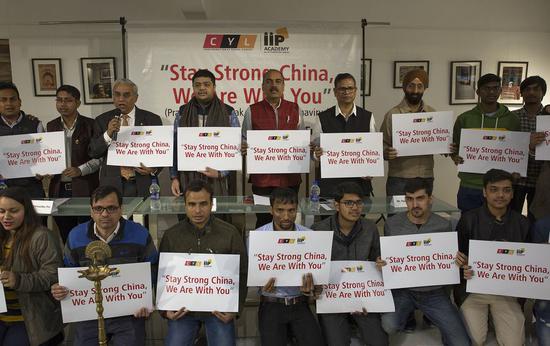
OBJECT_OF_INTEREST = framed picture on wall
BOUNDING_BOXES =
[359,58,372,97]
[450,61,482,105]
[80,57,116,104]
[393,60,429,88]
[497,61,528,105]
[31,58,62,96]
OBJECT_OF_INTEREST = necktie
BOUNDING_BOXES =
[119,114,134,180]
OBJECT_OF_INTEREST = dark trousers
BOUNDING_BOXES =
[258,301,324,346]
[457,185,485,213]
[252,185,300,229]
[511,184,535,223]
[73,316,145,346]
[319,313,388,346]
[0,321,63,346]
[52,182,89,243]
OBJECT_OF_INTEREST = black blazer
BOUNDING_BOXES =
[47,114,99,197]
[89,106,163,198]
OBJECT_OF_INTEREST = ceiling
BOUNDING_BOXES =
[1,0,549,33]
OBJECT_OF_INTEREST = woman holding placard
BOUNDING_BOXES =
[0,187,64,346]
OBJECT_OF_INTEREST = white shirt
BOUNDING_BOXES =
[94,221,120,243]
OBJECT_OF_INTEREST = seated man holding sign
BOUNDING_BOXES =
[158,179,247,346]
[311,182,388,346]
[456,169,530,346]
[50,185,158,346]
[377,178,470,346]
[255,187,325,346]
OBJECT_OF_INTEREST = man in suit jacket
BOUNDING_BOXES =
[89,79,162,197]
[47,85,100,241]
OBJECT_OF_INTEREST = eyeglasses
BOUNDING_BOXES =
[340,200,364,208]
[91,206,120,214]
[336,87,356,94]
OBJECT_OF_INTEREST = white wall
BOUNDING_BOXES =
[4,24,550,206]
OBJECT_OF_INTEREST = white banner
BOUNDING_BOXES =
[316,261,395,314]
[466,240,550,300]
[380,232,459,289]
[320,132,384,178]
[107,126,173,167]
[156,253,240,312]
[535,116,550,161]
[458,129,530,176]
[177,127,241,171]
[392,111,453,156]
[246,130,310,174]
[58,262,153,323]
[128,26,360,128]
[247,231,333,286]
[0,132,65,179]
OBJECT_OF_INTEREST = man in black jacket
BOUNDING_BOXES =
[456,169,530,346]
[88,79,162,197]
[311,182,387,346]
[313,73,375,197]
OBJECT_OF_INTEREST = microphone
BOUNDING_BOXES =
[112,108,122,141]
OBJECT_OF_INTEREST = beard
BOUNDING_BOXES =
[405,92,423,105]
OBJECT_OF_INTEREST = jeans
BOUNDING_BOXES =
[381,288,471,346]
[386,177,434,196]
[318,313,388,346]
[535,300,550,346]
[0,322,63,346]
[258,301,324,346]
[165,315,235,346]
[457,186,484,213]
[74,316,144,346]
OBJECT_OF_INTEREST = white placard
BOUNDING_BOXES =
[380,232,459,289]
[0,132,65,179]
[247,231,333,286]
[58,262,153,323]
[177,127,242,171]
[392,111,453,156]
[32,200,54,215]
[107,126,173,167]
[390,196,407,208]
[466,240,550,300]
[246,130,310,174]
[0,285,6,313]
[320,132,384,178]
[535,116,550,161]
[458,129,530,176]
[156,253,240,312]
[316,261,395,314]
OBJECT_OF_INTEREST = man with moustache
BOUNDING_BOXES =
[311,182,387,346]
[0,81,46,198]
[170,69,240,199]
[89,79,162,197]
[377,178,471,346]
[451,74,520,212]
[47,85,100,242]
[313,73,376,198]
[379,69,436,196]
[255,187,324,346]
[510,76,547,220]
[159,179,247,346]
[241,69,315,228]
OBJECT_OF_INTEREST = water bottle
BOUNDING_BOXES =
[309,180,320,212]
[0,179,7,190]
[149,177,161,211]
